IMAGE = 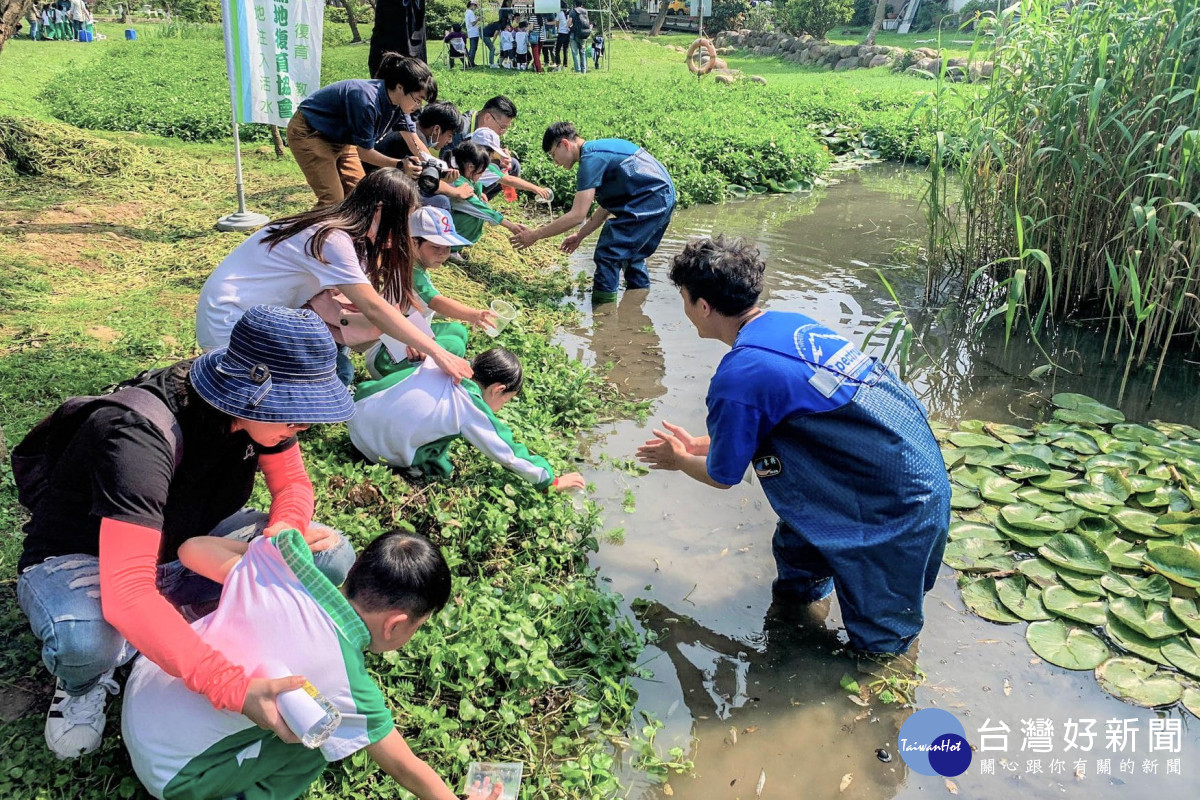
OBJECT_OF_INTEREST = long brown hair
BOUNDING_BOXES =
[263,169,419,308]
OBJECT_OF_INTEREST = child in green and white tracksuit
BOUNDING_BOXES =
[447,141,529,249]
[363,207,498,380]
[349,348,585,491]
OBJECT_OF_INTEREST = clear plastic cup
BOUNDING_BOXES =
[485,299,519,338]
[535,189,554,205]
[464,762,522,800]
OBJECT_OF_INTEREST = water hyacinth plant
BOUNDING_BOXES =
[937,393,1200,714]
[922,0,1200,401]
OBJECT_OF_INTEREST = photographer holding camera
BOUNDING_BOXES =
[371,102,476,213]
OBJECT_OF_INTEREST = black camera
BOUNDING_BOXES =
[416,158,447,195]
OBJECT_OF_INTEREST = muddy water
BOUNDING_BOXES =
[555,166,1200,800]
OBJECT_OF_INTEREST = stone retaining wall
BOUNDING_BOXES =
[712,30,993,80]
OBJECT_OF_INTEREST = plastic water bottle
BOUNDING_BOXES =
[278,680,341,749]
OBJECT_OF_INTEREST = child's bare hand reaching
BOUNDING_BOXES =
[466,776,503,800]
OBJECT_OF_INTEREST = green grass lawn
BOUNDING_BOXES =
[825,27,995,59]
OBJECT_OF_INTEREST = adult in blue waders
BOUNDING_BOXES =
[636,236,950,654]
[511,122,676,304]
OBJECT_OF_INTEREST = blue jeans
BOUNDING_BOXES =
[467,35,479,66]
[16,509,355,696]
[336,344,356,386]
[570,37,586,72]
[482,35,496,65]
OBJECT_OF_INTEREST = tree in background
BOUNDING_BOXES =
[649,0,670,35]
[0,0,33,54]
[775,0,852,39]
[707,0,750,32]
[862,0,886,44]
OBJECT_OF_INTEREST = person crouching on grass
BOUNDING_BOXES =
[635,236,951,656]
[122,529,502,800]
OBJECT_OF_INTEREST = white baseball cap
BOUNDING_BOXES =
[409,206,472,247]
[471,127,505,154]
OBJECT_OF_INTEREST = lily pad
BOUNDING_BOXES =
[1110,508,1164,538]
[1151,421,1200,439]
[1108,597,1188,640]
[1075,516,1118,538]
[1026,620,1109,670]
[1039,534,1111,575]
[943,539,1012,573]
[951,464,1000,489]
[1015,487,1076,513]
[1087,468,1134,502]
[1169,598,1200,636]
[1095,657,1183,707]
[995,576,1052,621]
[1105,616,1175,667]
[980,475,1022,504]
[1143,545,1200,588]
[1092,532,1143,569]
[1043,585,1108,625]
[960,447,1011,467]
[1155,522,1200,537]
[984,422,1033,443]
[1168,439,1200,460]
[1066,484,1123,513]
[1161,636,1200,679]
[948,520,1006,542]
[951,485,982,510]
[1015,558,1061,588]
[1184,686,1200,717]
[1102,572,1171,602]
[1051,393,1125,421]
[1049,430,1101,455]
[1127,475,1166,493]
[1085,452,1146,471]
[949,431,1003,449]
[1029,469,1083,492]
[1111,423,1168,446]
[1137,487,1188,509]
[1056,567,1105,595]
[960,578,1022,623]
[1002,503,1066,532]
[1005,454,1052,480]
[996,517,1055,548]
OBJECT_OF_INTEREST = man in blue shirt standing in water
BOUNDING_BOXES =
[511,122,676,304]
[636,236,950,655]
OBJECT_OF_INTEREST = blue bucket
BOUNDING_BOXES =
[125,28,137,40]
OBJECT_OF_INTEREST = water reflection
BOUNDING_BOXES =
[585,288,666,401]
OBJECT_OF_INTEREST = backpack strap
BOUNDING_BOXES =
[100,387,185,470]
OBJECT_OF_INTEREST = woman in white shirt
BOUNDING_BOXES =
[196,168,472,385]
[555,7,571,69]
[464,0,480,67]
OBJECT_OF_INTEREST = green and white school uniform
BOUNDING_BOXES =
[363,267,469,380]
[348,360,556,488]
[448,166,507,248]
[122,531,393,800]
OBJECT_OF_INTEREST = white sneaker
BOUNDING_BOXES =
[44,671,119,759]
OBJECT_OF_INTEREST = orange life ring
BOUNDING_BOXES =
[686,38,717,76]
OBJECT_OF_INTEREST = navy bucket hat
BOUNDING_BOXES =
[191,305,356,424]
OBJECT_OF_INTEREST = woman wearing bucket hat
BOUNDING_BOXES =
[13,306,357,760]
[196,168,473,386]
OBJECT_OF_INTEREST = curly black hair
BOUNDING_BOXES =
[668,235,765,316]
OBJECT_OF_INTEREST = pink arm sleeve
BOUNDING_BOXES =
[260,443,314,533]
[98,518,250,713]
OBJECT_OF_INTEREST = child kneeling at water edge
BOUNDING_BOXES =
[446,141,528,250]
[350,347,585,491]
[122,529,501,800]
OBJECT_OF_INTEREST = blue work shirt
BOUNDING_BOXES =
[298,79,401,151]
[576,139,675,219]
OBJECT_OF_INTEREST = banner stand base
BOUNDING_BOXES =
[216,210,271,232]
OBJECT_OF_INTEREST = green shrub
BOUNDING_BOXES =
[325,0,375,26]
[775,0,853,38]
[708,0,751,33]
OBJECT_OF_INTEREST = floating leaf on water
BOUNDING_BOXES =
[949,431,1004,449]
[1154,522,1200,537]
[1087,468,1134,502]
[1016,486,1076,513]
[1026,620,1109,670]
[984,422,1033,443]
[839,673,860,693]
[1184,686,1200,718]
[997,516,1055,548]
[1105,616,1175,667]
[1075,516,1118,539]
[948,520,1005,542]
[996,576,1052,621]
[1144,463,1173,480]
[1056,566,1105,595]
[1051,393,1123,419]
[1030,469,1083,492]
[1158,510,1200,526]
[1168,439,1200,460]
[1152,421,1200,439]
[1048,430,1101,455]
[951,464,1000,489]
[1160,636,1200,679]
[960,578,1022,623]
[1127,475,1166,493]
[1108,597,1188,640]
[941,447,965,468]
[943,539,1012,573]
[1001,503,1066,531]
[1005,454,1052,480]
[980,475,1022,504]
[1085,452,1145,471]
[1095,657,1183,707]
[1065,485,1123,513]
[1169,598,1200,636]
[1143,545,1200,588]
[1039,534,1111,575]
[1043,585,1109,626]
[1111,423,1168,446]
[958,420,988,433]
[1102,572,1171,602]
[1109,508,1163,537]
[1054,408,1120,426]
[1092,531,1143,569]
[1137,486,1185,509]
[951,485,983,510]
[1016,558,1061,588]
[725,183,750,198]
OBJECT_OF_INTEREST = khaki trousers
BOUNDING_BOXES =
[286,111,366,208]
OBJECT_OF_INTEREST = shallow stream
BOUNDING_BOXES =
[556,166,1200,799]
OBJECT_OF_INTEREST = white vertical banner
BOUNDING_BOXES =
[220,0,324,127]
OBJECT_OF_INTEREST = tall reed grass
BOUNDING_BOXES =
[923,0,1200,402]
